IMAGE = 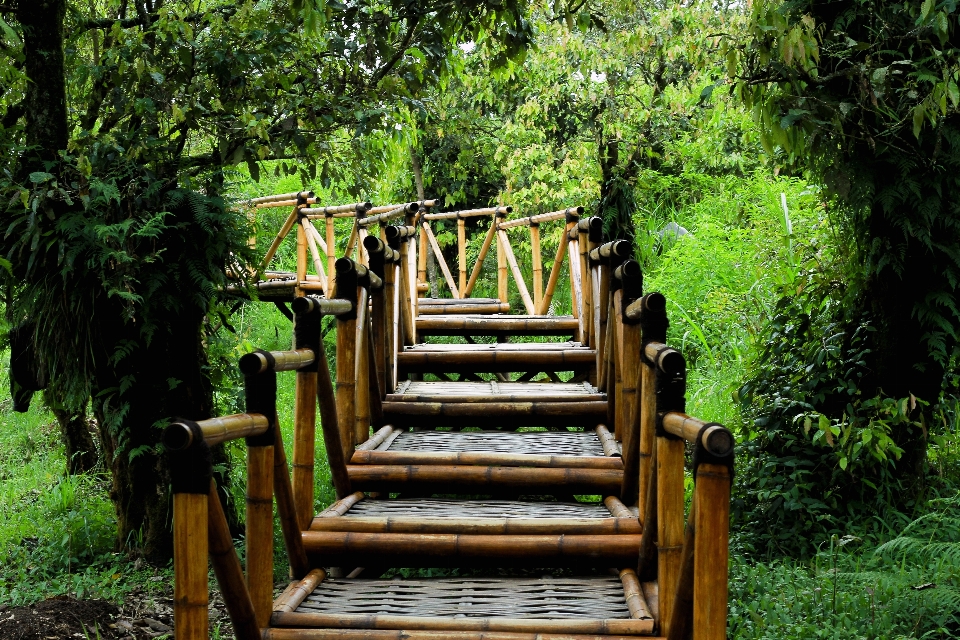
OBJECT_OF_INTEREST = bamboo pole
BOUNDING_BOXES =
[416,302,511,315]
[260,207,300,272]
[347,465,622,494]
[595,264,610,389]
[173,492,208,640]
[273,432,311,579]
[457,218,467,295]
[657,435,686,637]
[274,568,327,613]
[619,305,641,506]
[395,348,595,372]
[693,464,730,640]
[249,191,312,206]
[302,219,328,291]
[397,237,415,346]
[315,332,351,499]
[422,222,460,298]
[662,414,733,455]
[207,480,260,640]
[418,226,428,294]
[415,314,579,337]
[383,260,397,393]
[567,237,582,327]
[637,437,658,581]
[326,214,336,296]
[497,229,535,314]
[639,359,656,524]
[530,224,543,311]
[263,628,656,640]
[606,295,618,433]
[301,201,372,216]
[336,300,358,459]
[308,516,640,535]
[496,206,583,229]
[667,495,697,640]
[405,213,420,324]
[578,226,593,347]
[246,444,274,627]
[295,219,308,298]
[536,221,574,315]
[350,450,623,469]
[354,287,372,444]
[255,196,319,209]
[344,219,359,262]
[422,205,511,220]
[367,320,384,426]
[163,414,270,450]
[463,217,498,298]
[293,370,318,530]
[497,223,508,303]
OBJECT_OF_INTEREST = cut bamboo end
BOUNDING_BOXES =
[661,413,734,456]
[164,413,269,450]
[239,348,316,375]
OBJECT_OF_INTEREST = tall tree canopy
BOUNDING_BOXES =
[0,0,530,560]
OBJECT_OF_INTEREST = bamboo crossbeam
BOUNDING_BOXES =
[385,390,602,403]
[589,239,632,263]
[624,290,666,323]
[263,628,663,640]
[417,297,504,305]
[347,465,622,494]
[422,205,512,221]
[271,611,653,636]
[248,191,313,206]
[308,515,640,535]
[302,202,373,216]
[274,568,327,614]
[239,348,316,375]
[300,531,641,566]
[163,414,269,450]
[381,400,607,419]
[416,314,579,336]
[596,424,620,457]
[422,221,460,298]
[396,348,595,372]
[497,229,535,314]
[497,206,583,229]
[290,296,354,317]
[661,413,734,456]
[417,302,511,315]
[350,450,623,470]
[367,200,436,216]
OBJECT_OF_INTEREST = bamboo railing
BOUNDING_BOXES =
[175,188,733,640]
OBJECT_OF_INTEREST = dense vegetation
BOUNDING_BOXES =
[1,0,959,637]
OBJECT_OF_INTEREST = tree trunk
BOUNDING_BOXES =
[46,394,98,475]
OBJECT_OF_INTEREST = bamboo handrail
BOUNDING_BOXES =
[589,239,632,263]
[256,196,320,209]
[239,348,316,375]
[496,206,583,229]
[290,295,354,316]
[422,205,512,220]
[163,414,269,450]
[247,191,313,206]
[661,413,734,456]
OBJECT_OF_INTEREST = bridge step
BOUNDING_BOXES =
[398,345,595,372]
[416,314,579,337]
[269,572,658,638]
[347,465,621,494]
[417,299,511,314]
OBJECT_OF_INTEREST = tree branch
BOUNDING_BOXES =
[369,14,421,88]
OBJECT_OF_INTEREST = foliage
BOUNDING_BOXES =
[730,494,960,639]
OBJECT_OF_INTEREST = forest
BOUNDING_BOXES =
[0,0,959,637]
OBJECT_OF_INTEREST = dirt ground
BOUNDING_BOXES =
[0,585,234,640]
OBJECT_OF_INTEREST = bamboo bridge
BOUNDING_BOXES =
[166,192,734,640]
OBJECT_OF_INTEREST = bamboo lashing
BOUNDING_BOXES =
[496,229,535,314]
[421,221,460,298]
[422,205,511,220]
[163,414,269,450]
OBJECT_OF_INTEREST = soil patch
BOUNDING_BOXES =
[0,595,173,639]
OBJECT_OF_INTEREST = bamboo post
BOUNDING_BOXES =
[605,291,618,433]
[290,298,353,499]
[172,443,210,640]
[496,214,508,304]
[464,216,498,299]
[354,286,371,445]
[657,340,687,638]
[396,232,416,346]
[326,213,336,296]
[578,226,592,347]
[497,229,535,315]
[567,237,582,322]
[458,218,467,295]
[530,223,543,313]
[246,442,273,627]
[637,292,667,522]
[406,212,420,324]
[418,224,428,293]
[207,480,260,640]
[537,220,575,315]
[292,363,318,530]
[367,319,384,427]
[619,299,641,505]
[365,236,389,397]
[335,262,360,459]
[595,263,611,389]
[693,464,731,640]
[301,218,328,291]
[295,208,308,298]
[422,221,460,298]
[384,258,398,392]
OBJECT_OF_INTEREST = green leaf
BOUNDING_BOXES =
[913,104,926,138]
[28,172,54,184]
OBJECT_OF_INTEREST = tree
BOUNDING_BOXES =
[0,0,531,561]
[730,0,960,551]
